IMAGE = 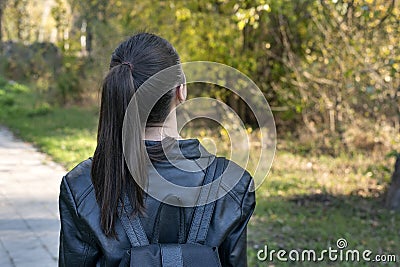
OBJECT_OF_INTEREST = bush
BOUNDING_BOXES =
[0,94,15,106]
[27,102,52,117]
[2,41,62,80]
[0,76,7,87]
[1,41,62,94]
[55,67,81,104]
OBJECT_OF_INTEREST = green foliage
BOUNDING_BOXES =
[3,0,30,41]
[386,150,400,158]
[55,64,81,104]
[1,41,62,87]
[27,102,52,117]
[1,0,399,152]
[51,0,69,49]
[0,79,30,107]
[0,76,7,87]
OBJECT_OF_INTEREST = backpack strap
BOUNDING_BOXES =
[151,195,186,244]
[187,157,224,244]
[118,194,149,247]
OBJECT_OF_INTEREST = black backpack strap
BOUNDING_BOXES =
[187,157,224,244]
[118,194,149,247]
[151,195,186,244]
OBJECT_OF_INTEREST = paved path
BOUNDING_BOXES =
[0,127,65,266]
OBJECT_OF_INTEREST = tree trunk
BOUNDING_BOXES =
[86,24,92,57]
[0,4,3,50]
[0,0,4,51]
[386,155,400,211]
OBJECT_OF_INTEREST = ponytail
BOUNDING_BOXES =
[91,32,181,238]
[92,63,145,238]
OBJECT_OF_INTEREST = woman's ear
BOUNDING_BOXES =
[176,83,187,104]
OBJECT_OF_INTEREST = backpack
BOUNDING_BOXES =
[118,157,224,267]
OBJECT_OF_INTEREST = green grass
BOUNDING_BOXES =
[247,152,399,266]
[0,77,97,169]
[1,78,399,266]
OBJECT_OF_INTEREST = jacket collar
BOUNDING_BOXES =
[144,138,212,161]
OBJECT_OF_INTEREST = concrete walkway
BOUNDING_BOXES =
[0,126,65,266]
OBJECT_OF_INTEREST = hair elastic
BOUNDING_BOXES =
[121,61,134,72]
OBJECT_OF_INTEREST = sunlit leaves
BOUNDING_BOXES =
[175,7,191,21]
[1,0,398,147]
[234,1,270,30]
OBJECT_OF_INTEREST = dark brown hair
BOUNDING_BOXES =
[91,33,181,238]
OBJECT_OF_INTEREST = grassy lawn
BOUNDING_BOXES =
[248,153,399,266]
[0,77,98,169]
[1,78,399,266]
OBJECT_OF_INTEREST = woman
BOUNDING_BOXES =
[59,33,255,266]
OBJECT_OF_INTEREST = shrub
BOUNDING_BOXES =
[55,67,81,105]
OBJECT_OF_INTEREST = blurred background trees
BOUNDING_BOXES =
[0,0,398,154]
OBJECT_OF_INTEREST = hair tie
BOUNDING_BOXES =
[121,61,134,72]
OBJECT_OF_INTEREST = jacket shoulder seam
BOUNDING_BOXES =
[76,185,94,208]
[220,181,242,205]
[63,176,79,210]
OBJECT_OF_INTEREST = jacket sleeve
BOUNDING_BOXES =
[219,178,256,267]
[59,177,100,267]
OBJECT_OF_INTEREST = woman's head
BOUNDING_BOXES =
[91,33,184,237]
[108,33,184,123]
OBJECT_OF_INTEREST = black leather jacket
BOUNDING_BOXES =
[59,139,255,267]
